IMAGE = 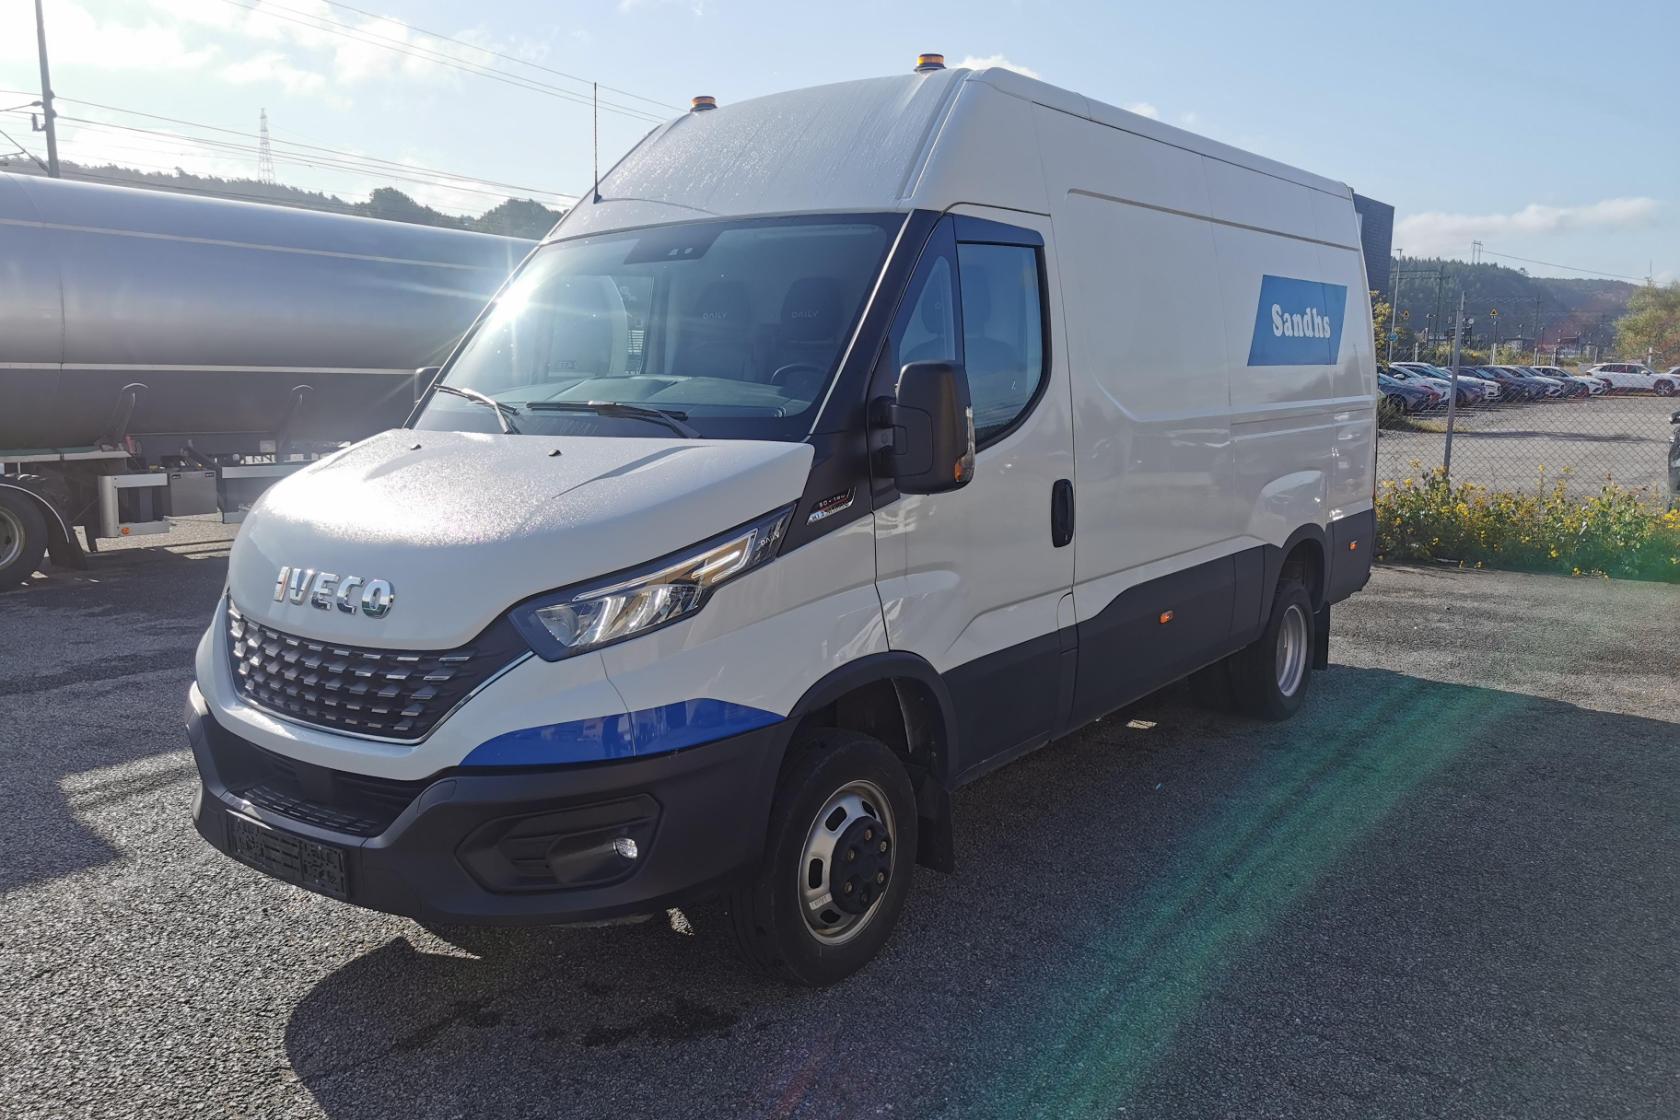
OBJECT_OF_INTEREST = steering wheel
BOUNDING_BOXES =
[769,363,827,398]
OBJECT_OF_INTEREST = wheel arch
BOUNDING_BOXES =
[0,475,85,574]
[1263,523,1328,616]
[781,652,959,873]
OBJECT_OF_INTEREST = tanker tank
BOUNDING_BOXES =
[0,173,536,450]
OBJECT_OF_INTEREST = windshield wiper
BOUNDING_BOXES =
[433,385,520,434]
[523,400,700,438]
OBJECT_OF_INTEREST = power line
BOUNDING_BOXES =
[54,162,474,214]
[34,101,579,201]
[51,137,540,220]
[1476,247,1647,283]
[55,116,569,202]
[0,123,49,172]
[314,0,678,111]
[53,116,576,205]
[212,0,668,124]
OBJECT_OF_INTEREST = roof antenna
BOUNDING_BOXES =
[592,81,601,204]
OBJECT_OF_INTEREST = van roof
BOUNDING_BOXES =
[553,66,1352,241]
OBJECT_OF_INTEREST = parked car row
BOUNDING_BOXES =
[1377,360,1677,414]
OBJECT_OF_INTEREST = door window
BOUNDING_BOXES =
[956,242,1045,445]
[893,257,958,371]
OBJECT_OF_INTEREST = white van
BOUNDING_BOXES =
[188,59,1377,985]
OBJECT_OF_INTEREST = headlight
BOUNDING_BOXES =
[509,505,794,661]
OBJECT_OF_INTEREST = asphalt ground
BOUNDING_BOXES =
[3,536,1677,1120]
[1377,392,1677,496]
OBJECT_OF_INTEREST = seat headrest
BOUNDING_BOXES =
[689,281,752,328]
[779,277,842,343]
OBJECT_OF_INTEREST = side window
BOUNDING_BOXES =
[956,242,1045,445]
[893,256,958,371]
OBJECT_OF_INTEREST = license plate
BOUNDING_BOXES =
[226,811,348,900]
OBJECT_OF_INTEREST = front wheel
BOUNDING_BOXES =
[1656,380,1676,397]
[723,728,917,986]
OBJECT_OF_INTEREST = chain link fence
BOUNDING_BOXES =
[1376,366,1678,505]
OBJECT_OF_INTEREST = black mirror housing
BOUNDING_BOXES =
[874,360,975,494]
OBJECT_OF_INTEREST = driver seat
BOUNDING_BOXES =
[768,277,843,400]
[674,281,755,382]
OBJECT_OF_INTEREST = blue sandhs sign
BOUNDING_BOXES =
[1247,275,1348,366]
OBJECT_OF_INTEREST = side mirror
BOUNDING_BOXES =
[1670,408,1680,425]
[873,360,975,494]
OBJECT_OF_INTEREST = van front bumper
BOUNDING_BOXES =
[186,687,786,925]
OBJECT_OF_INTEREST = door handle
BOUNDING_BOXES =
[1051,478,1074,548]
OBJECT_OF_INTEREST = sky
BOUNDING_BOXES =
[2,0,1677,280]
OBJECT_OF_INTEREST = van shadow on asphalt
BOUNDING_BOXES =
[0,546,225,894]
[282,667,1680,1120]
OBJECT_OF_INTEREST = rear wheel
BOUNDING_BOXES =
[723,728,917,986]
[0,489,48,589]
[1227,577,1315,721]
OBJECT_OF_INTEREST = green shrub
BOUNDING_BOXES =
[1376,470,1680,582]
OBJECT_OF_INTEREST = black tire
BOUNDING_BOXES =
[723,728,917,986]
[1656,380,1676,397]
[1227,577,1315,721]
[0,488,48,589]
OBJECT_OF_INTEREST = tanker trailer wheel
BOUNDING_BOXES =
[0,489,48,588]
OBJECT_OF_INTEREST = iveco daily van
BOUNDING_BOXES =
[188,58,1378,985]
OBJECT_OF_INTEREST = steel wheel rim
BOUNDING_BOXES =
[797,778,896,946]
[1275,603,1309,697]
[0,506,23,571]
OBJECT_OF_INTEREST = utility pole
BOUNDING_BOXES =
[1385,250,1402,362]
[1444,290,1465,478]
[1531,295,1542,364]
[1432,273,1444,362]
[257,109,275,184]
[32,0,60,177]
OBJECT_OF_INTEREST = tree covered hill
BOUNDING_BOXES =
[0,156,566,240]
[1388,257,1638,351]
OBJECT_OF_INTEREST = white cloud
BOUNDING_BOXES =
[1396,198,1661,256]
[0,0,217,72]
[223,51,331,98]
[956,55,1039,79]
[155,0,558,102]
[1123,101,1160,119]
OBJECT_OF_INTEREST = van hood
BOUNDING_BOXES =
[228,429,815,648]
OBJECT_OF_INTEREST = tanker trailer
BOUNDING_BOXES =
[0,172,536,586]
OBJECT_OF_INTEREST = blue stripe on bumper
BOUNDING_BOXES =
[459,698,781,768]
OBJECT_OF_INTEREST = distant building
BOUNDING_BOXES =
[1352,194,1394,297]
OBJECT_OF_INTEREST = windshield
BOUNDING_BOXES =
[415,213,900,440]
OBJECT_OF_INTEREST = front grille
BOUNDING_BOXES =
[226,601,527,741]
